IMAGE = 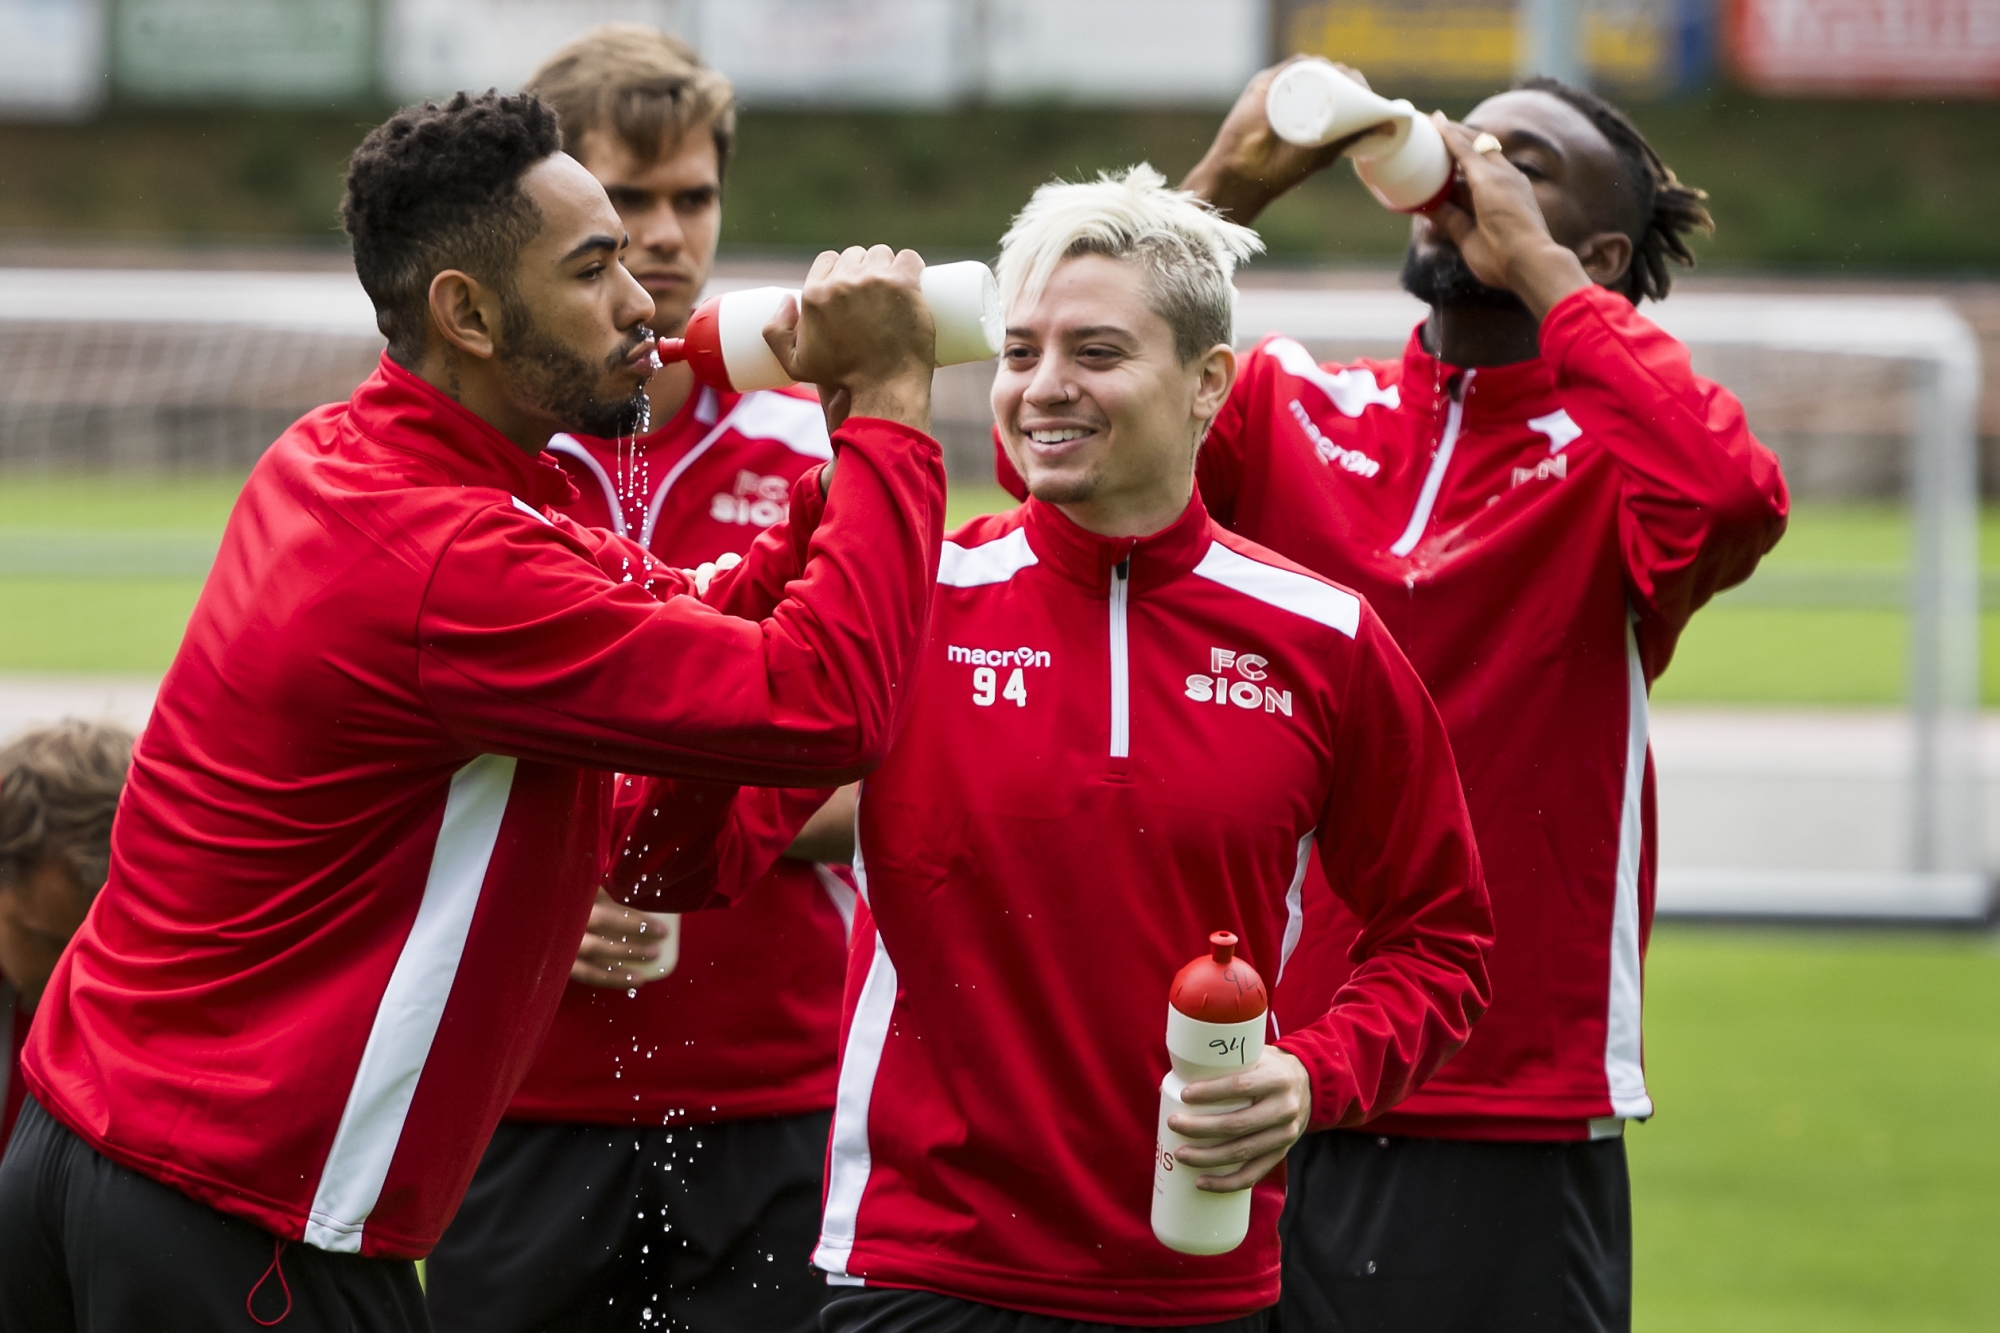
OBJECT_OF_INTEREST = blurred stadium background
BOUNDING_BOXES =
[0,1,1996,1328]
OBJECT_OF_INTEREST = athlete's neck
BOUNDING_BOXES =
[412,346,556,457]
[1422,302,1543,369]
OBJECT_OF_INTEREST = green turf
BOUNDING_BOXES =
[0,478,1994,700]
[1632,925,2000,1331]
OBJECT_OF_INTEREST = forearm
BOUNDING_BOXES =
[424,418,946,788]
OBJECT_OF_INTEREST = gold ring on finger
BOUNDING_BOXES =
[1471,132,1503,155]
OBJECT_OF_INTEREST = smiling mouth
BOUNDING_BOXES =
[1026,428,1093,445]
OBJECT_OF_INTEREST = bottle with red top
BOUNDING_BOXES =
[656,260,1003,393]
[1151,931,1269,1255]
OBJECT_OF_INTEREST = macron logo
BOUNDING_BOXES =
[1288,400,1381,479]
[946,644,1051,669]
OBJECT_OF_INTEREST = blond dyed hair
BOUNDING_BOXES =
[996,164,1262,363]
[526,24,736,175]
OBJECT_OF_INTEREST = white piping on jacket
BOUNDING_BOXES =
[1389,370,1475,558]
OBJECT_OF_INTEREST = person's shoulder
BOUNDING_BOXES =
[724,385,833,460]
[1191,526,1366,643]
[938,506,1032,588]
[1239,334,1404,419]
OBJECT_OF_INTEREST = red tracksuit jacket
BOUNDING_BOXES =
[790,494,1492,1323]
[22,356,944,1259]
[510,382,857,1127]
[1196,286,1788,1137]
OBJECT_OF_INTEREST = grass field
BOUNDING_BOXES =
[1,475,1996,1325]
[4,475,1997,703]
[1633,926,2000,1332]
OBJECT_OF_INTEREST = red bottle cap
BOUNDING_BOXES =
[654,296,735,391]
[1168,931,1267,1023]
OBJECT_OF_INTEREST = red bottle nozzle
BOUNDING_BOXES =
[656,336,688,364]
[1169,930,1267,1023]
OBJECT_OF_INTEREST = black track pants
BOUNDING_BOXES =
[0,1096,428,1332]
[1277,1130,1631,1333]
[427,1110,834,1333]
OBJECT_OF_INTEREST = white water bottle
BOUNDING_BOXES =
[1151,930,1269,1256]
[657,260,1004,393]
[1264,58,1453,214]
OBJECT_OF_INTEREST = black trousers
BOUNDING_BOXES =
[821,1288,1276,1333]
[1277,1130,1631,1333]
[0,1096,428,1332]
[426,1110,834,1333]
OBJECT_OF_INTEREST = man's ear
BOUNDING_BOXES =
[428,270,504,360]
[1193,343,1237,425]
[1574,231,1635,291]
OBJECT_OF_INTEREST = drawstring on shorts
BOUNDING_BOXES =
[247,1236,294,1326]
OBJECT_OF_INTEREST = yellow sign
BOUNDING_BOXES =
[1284,0,1674,92]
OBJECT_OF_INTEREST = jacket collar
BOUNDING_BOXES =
[1398,324,1556,421]
[350,353,579,510]
[1022,489,1213,597]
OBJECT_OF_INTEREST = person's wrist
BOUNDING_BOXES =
[1183,157,1274,224]
[845,371,932,433]
[1512,242,1593,323]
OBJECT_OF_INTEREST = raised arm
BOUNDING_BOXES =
[1181,59,1382,224]
[418,246,947,789]
[1425,115,1788,674]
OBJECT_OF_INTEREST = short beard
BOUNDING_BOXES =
[496,292,652,438]
[1400,243,1529,315]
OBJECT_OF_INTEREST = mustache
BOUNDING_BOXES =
[605,325,657,372]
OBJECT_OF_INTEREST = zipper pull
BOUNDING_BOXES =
[1114,555,1131,581]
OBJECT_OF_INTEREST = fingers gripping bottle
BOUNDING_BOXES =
[1263,58,1453,214]
[655,259,1004,392]
[1151,931,1269,1256]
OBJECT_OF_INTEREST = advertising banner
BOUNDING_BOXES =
[981,0,1266,103]
[1278,0,1708,94]
[113,0,373,102]
[1728,0,2000,95]
[0,0,106,119]
[382,0,692,103]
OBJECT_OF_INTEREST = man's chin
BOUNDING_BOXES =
[1400,242,1527,314]
[568,391,652,440]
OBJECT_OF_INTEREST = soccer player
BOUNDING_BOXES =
[0,91,946,1330]
[780,165,1493,1332]
[1174,68,1790,1330]
[0,720,133,1150]
[425,29,858,1333]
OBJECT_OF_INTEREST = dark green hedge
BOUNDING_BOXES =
[3,92,1995,273]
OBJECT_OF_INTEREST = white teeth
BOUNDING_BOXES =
[1028,428,1089,444]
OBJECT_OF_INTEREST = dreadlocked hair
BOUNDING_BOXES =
[1517,77,1712,304]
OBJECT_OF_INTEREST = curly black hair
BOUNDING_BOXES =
[1517,77,1713,304]
[341,91,563,365]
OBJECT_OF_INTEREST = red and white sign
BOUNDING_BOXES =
[1729,0,2000,95]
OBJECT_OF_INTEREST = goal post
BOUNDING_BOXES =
[1232,286,1990,922]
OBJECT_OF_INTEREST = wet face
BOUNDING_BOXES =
[0,858,93,1011]
[492,153,662,439]
[572,126,722,339]
[1401,89,1633,310]
[993,253,1232,533]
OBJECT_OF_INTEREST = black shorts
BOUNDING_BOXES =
[0,1096,428,1332]
[821,1287,1276,1333]
[426,1109,834,1333]
[1277,1129,1631,1333]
